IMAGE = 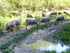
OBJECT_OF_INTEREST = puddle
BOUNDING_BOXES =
[24,40,70,53]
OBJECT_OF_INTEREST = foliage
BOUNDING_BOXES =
[0,0,70,16]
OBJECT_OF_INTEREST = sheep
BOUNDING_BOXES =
[55,15,64,21]
[5,20,16,33]
[11,12,20,16]
[39,16,50,25]
[54,15,64,25]
[42,12,46,17]
[64,11,70,15]
[26,18,39,30]
[4,18,21,33]
[13,18,21,29]
[27,13,33,18]
[13,18,21,26]
[42,9,49,13]
[57,12,62,15]
[50,12,57,15]
[35,15,38,18]
[11,10,22,16]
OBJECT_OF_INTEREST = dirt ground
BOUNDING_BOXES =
[0,27,26,47]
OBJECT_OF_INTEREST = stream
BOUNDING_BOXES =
[12,23,70,53]
[24,40,70,53]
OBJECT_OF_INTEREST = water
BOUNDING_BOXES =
[40,43,69,53]
[24,40,70,53]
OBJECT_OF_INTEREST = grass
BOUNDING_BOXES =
[44,49,70,53]
[0,22,54,50]
[44,51,56,53]
[54,31,70,41]
[63,23,70,31]
[54,23,70,42]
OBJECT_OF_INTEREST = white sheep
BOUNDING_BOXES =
[26,18,39,30]
[27,13,33,18]
[13,18,21,26]
[5,20,16,32]
[42,12,46,17]
[50,12,57,15]
[4,18,21,33]
[39,16,50,25]
[11,10,22,16]
[55,15,64,21]
[54,15,64,25]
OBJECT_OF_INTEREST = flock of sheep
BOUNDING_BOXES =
[3,11,66,33]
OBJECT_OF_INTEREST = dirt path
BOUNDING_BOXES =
[12,23,65,53]
[0,28,26,47]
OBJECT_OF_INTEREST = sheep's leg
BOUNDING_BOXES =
[61,20,64,25]
[47,22,50,27]
[7,29,10,33]
[62,20,65,24]
[16,25,20,30]
[11,28,13,32]
[33,24,35,27]
[39,22,40,25]
[26,24,28,30]
[39,21,41,25]
[36,22,39,26]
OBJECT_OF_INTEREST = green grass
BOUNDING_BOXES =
[54,31,70,41]
[54,23,70,42]
[44,51,56,53]
[63,23,70,31]
[0,22,54,50]
[44,50,70,53]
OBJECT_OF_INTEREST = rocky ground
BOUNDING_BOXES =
[0,28,26,47]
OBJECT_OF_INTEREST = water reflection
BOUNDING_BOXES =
[24,40,69,53]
